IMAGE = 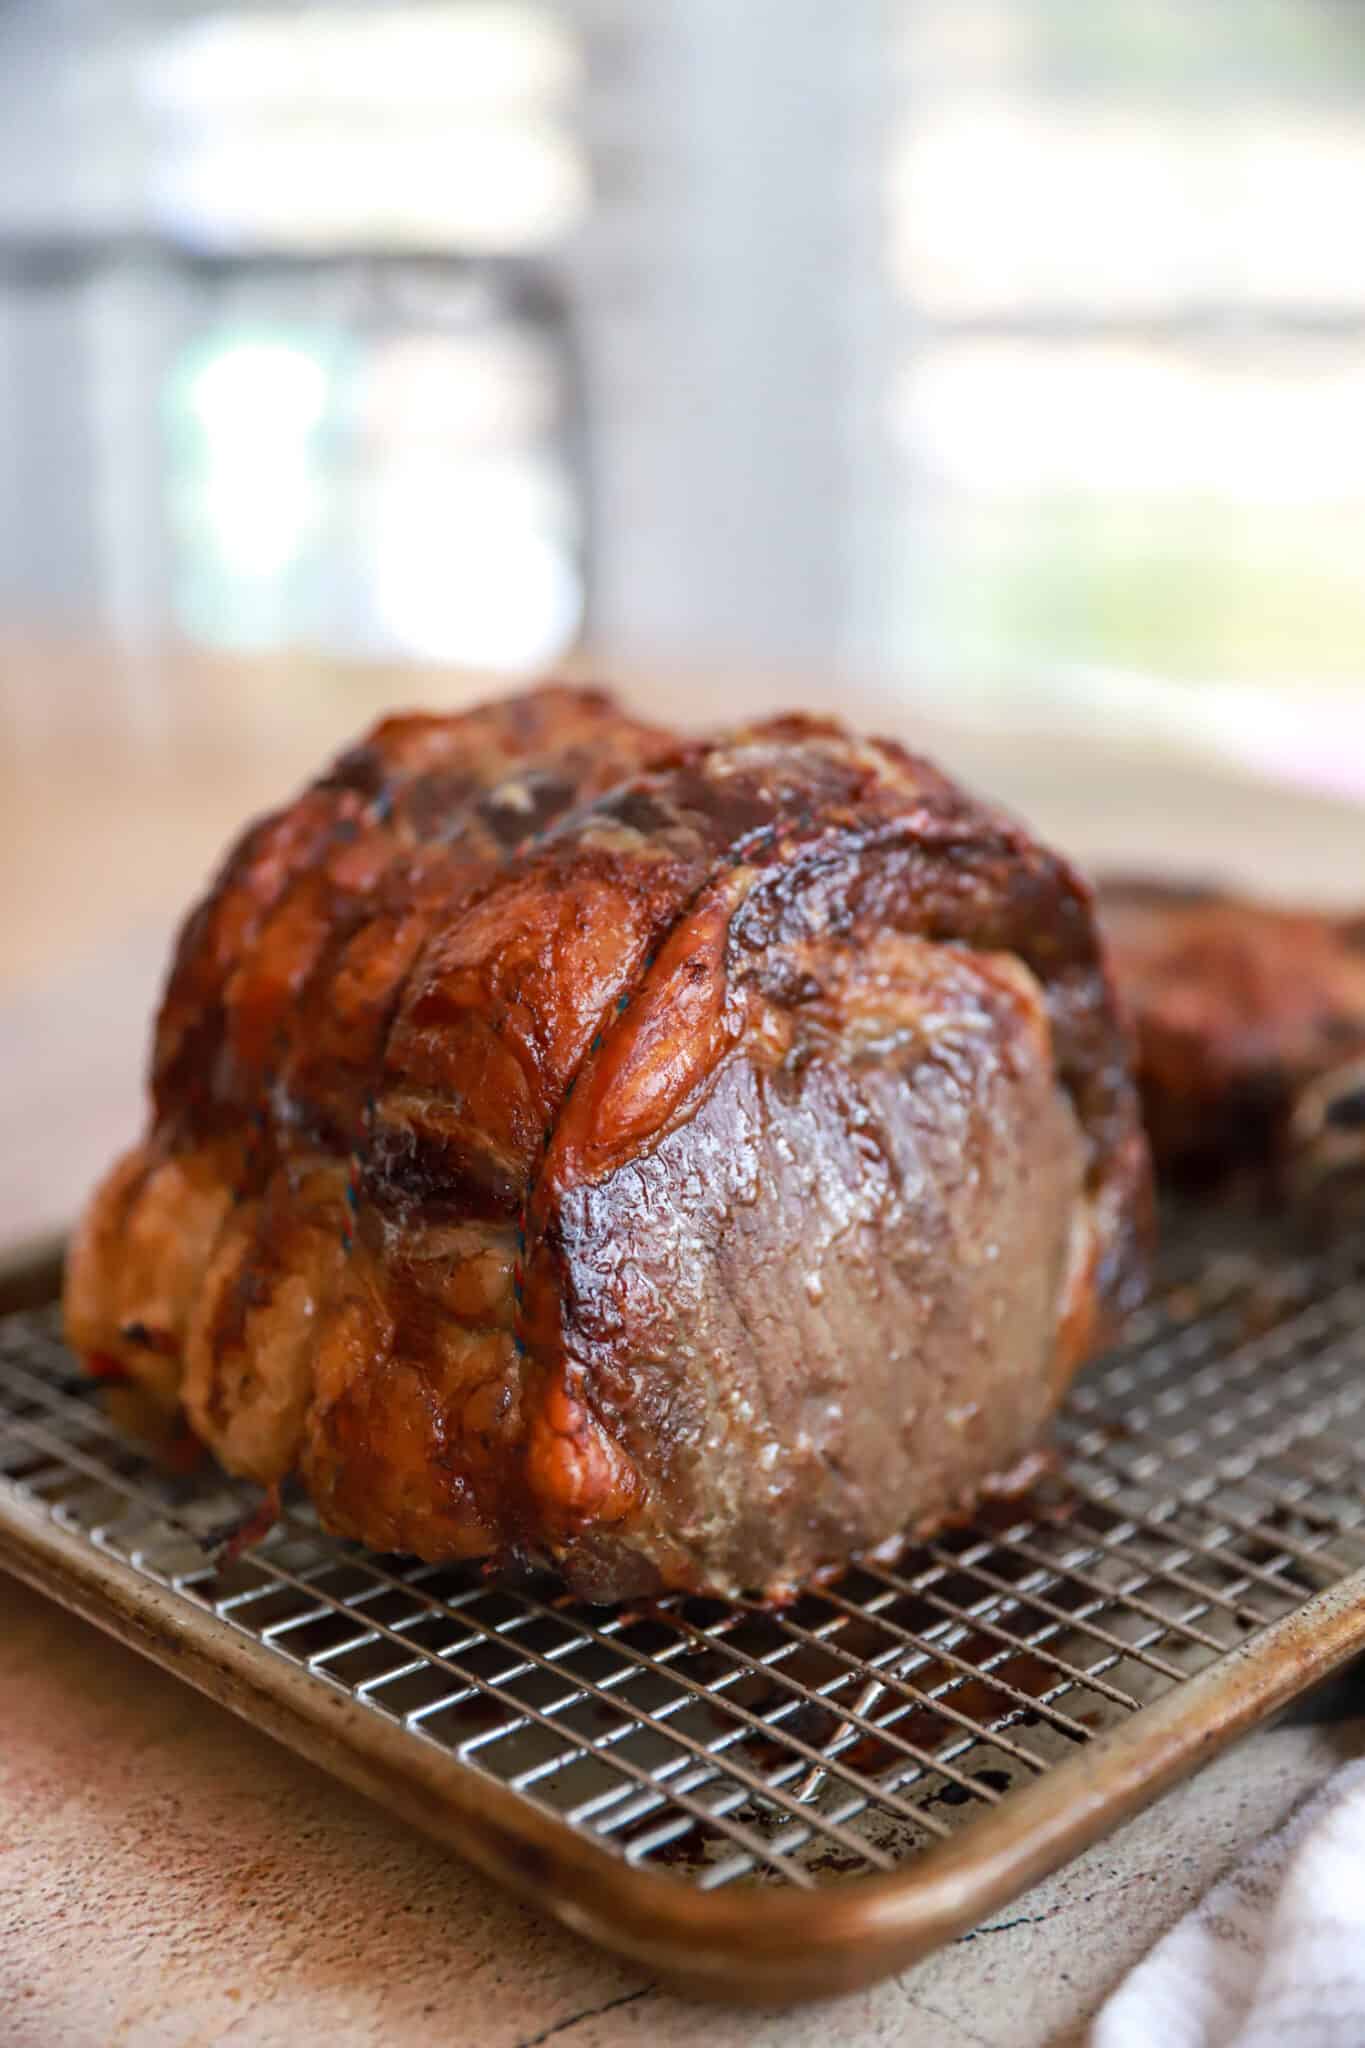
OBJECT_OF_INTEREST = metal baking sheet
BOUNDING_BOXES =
[2,1218,1364,2004]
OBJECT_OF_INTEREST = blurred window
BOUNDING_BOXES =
[0,0,589,710]
[880,0,1365,693]
[4,0,1365,729]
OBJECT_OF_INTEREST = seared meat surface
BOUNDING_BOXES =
[67,685,1148,1601]
[1100,877,1365,1186]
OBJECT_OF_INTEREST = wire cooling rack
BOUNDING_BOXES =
[2,1216,1365,2002]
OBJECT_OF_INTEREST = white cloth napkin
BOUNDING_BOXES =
[1092,1758,1365,2048]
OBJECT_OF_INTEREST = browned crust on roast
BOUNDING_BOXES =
[69,686,675,1443]
[66,689,1150,1601]
[517,778,1149,1595]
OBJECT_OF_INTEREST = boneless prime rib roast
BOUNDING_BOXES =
[67,685,1150,1602]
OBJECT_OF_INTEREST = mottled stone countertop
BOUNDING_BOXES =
[3,657,1364,2046]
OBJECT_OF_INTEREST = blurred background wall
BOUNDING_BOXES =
[0,0,1363,782]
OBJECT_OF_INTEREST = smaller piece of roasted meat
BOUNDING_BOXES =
[1099,878,1365,1189]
